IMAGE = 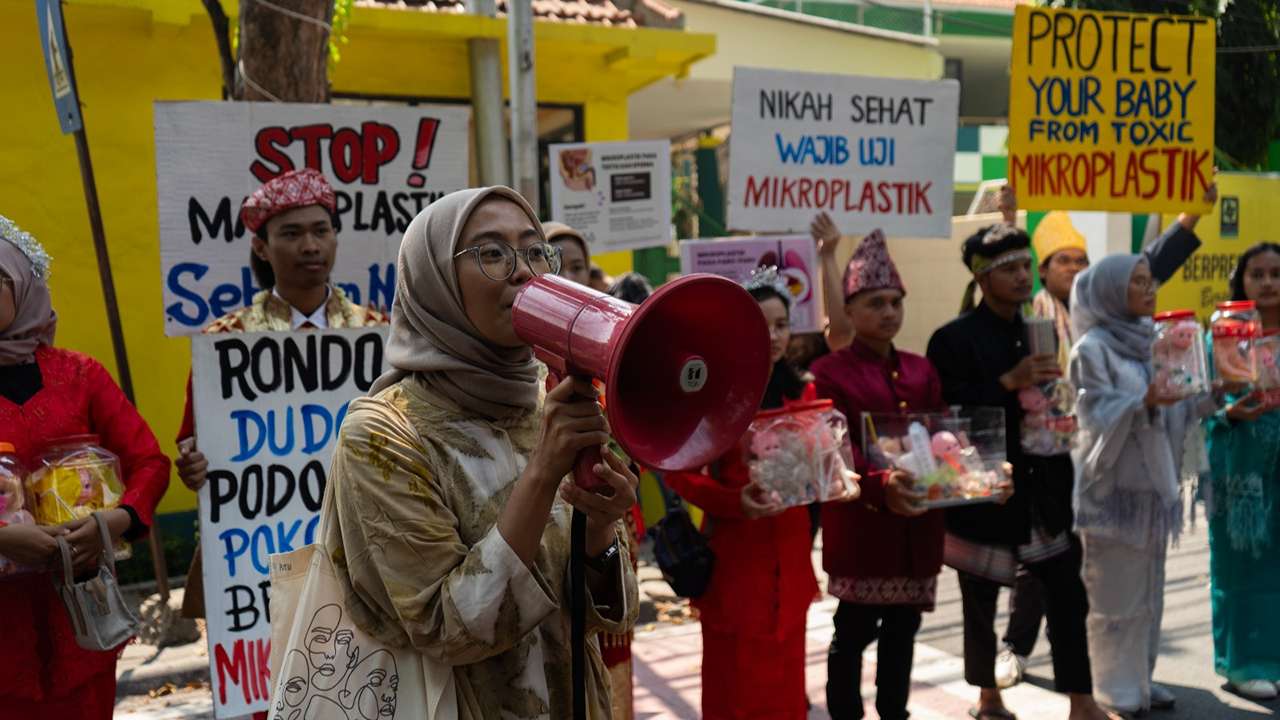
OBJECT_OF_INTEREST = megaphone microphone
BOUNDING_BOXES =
[512,272,772,718]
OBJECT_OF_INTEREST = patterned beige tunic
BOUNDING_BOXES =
[321,374,637,719]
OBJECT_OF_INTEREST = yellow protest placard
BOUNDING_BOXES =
[1009,6,1215,214]
[1157,173,1280,320]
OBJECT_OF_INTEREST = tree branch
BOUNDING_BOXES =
[201,0,238,100]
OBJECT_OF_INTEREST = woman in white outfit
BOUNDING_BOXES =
[1068,254,1215,717]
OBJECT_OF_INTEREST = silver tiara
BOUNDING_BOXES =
[744,265,789,296]
[0,215,51,280]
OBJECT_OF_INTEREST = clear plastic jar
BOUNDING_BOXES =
[26,435,130,560]
[1021,318,1077,456]
[745,400,858,508]
[1211,301,1262,384]
[0,442,35,576]
[1256,329,1280,408]
[1153,310,1210,399]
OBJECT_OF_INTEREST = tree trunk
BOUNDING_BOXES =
[235,0,332,102]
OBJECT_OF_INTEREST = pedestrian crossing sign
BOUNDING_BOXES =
[35,0,82,134]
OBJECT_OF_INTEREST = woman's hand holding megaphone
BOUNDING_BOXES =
[558,450,640,558]
[529,377,613,483]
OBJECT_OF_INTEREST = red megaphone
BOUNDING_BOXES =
[512,273,772,492]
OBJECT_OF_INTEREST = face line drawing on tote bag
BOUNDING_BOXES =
[272,602,401,720]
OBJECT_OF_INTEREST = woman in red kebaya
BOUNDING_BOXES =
[809,226,946,720]
[664,267,821,720]
[0,214,170,719]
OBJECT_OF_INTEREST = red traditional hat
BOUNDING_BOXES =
[240,168,337,234]
[842,229,905,300]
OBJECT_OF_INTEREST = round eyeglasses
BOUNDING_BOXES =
[453,241,562,281]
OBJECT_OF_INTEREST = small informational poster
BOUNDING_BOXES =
[679,235,820,333]
[548,140,673,253]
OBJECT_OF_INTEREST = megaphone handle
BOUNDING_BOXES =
[573,444,609,494]
[544,368,611,494]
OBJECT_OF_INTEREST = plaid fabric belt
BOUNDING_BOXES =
[943,525,1071,586]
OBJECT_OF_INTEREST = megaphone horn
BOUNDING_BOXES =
[512,272,773,492]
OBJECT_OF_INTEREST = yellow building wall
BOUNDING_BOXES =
[0,1,646,517]
[672,0,944,81]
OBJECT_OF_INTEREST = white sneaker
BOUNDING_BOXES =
[1231,679,1278,700]
[994,648,1027,689]
[1150,682,1177,709]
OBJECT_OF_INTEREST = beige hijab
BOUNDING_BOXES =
[370,187,542,420]
[542,221,590,265]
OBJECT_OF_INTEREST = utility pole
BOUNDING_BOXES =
[469,0,509,186]
[507,0,539,208]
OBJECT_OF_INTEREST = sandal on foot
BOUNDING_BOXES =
[969,708,1018,720]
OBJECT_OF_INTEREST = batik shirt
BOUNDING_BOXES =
[321,375,637,720]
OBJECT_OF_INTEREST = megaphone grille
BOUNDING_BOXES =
[607,275,772,472]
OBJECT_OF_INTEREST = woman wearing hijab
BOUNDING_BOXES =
[545,221,592,287]
[663,267,823,720]
[1069,254,1216,717]
[320,188,639,719]
[0,215,170,718]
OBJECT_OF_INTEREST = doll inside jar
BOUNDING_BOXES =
[1153,311,1205,394]
[1212,302,1262,383]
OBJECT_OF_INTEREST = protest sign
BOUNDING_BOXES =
[155,101,470,336]
[679,236,820,333]
[727,67,959,238]
[1158,173,1280,320]
[1009,6,1215,213]
[548,140,673,253]
[192,327,387,718]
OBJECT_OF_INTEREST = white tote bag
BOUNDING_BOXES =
[267,544,458,720]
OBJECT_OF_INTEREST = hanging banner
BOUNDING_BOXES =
[1008,6,1215,214]
[155,101,470,336]
[727,67,959,238]
[547,140,673,253]
[1157,173,1280,320]
[192,327,387,718]
[679,236,820,333]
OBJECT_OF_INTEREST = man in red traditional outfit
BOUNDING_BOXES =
[810,229,946,720]
[0,214,171,719]
[172,170,387,719]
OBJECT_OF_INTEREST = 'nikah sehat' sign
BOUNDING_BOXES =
[155,101,470,336]
[727,67,959,238]
[1008,6,1216,213]
[192,327,386,718]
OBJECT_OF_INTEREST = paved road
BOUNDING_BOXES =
[116,528,1278,719]
[920,529,1274,720]
[632,528,1279,719]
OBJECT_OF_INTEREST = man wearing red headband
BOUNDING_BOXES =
[173,169,387,623]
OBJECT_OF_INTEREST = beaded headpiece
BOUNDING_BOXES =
[0,215,52,280]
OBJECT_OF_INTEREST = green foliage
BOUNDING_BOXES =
[1042,0,1280,169]
[330,0,354,68]
[1214,0,1280,168]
